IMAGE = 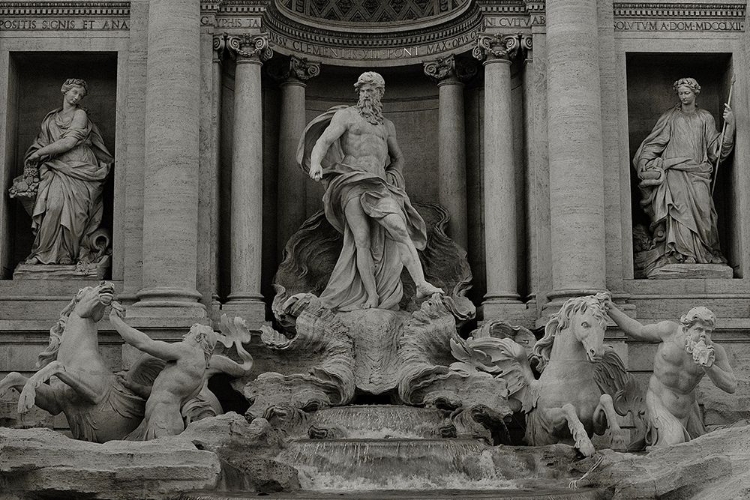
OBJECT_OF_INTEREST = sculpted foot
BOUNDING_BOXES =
[416,282,444,299]
[25,256,40,265]
[363,296,379,309]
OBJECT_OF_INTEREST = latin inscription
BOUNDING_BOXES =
[0,18,129,30]
[614,20,744,32]
[484,15,545,28]
[268,29,479,61]
[200,16,261,28]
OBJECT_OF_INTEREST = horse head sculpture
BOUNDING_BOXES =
[532,293,609,373]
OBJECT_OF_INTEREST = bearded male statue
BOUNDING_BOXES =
[297,71,443,311]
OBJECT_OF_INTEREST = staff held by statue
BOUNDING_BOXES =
[712,74,735,196]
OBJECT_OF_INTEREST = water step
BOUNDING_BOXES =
[307,405,447,439]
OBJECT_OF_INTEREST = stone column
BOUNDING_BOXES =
[423,55,474,251]
[545,0,606,309]
[473,34,525,320]
[133,0,204,318]
[210,34,225,314]
[269,56,320,256]
[222,34,273,324]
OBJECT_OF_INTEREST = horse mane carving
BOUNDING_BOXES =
[531,294,608,373]
[37,293,79,369]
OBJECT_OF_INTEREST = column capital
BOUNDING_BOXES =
[227,33,273,63]
[423,54,477,84]
[213,34,226,63]
[521,34,533,63]
[472,33,522,63]
[267,55,321,83]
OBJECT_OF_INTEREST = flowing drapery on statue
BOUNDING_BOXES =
[633,78,734,267]
[28,109,113,264]
[10,79,114,266]
[297,106,427,310]
[296,72,442,310]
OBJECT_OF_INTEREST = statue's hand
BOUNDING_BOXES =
[309,164,323,182]
[26,152,41,165]
[723,104,735,127]
[110,301,126,320]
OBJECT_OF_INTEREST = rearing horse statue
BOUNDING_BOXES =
[449,293,634,456]
[0,282,161,442]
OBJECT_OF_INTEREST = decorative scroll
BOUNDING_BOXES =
[472,32,522,62]
[227,33,273,61]
[267,55,321,82]
[423,54,478,83]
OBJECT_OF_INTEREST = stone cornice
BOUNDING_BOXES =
[263,0,483,66]
[0,1,129,16]
[613,2,745,18]
[613,2,745,31]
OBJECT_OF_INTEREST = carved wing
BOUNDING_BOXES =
[592,346,632,399]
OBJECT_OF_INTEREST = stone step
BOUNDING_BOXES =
[180,488,607,499]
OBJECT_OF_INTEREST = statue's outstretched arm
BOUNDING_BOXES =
[110,307,183,361]
[607,302,672,342]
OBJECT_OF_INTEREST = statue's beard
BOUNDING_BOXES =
[357,96,383,125]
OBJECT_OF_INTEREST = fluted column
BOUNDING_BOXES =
[269,56,320,255]
[545,0,606,309]
[473,34,524,319]
[210,35,225,313]
[423,55,474,251]
[223,34,273,324]
[133,0,204,317]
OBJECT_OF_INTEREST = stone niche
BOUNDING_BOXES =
[3,52,118,279]
[626,52,737,278]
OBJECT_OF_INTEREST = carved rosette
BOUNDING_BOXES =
[423,55,477,84]
[268,55,321,83]
[227,33,273,63]
[472,33,522,63]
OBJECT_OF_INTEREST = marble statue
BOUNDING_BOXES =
[9,78,113,266]
[633,77,735,271]
[453,293,635,456]
[109,307,254,440]
[297,71,443,311]
[606,300,736,447]
[0,282,161,443]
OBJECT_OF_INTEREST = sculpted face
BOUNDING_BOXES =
[358,83,380,105]
[686,321,713,344]
[64,85,86,107]
[677,86,696,107]
[356,83,384,125]
[573,308,606,362]
[74,281,114,320]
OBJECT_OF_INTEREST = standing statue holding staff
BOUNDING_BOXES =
[606,300,736,447]
[297,71,443,311]
[633,77,735,268]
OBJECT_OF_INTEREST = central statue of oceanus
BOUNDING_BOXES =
[297,71,444,311]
